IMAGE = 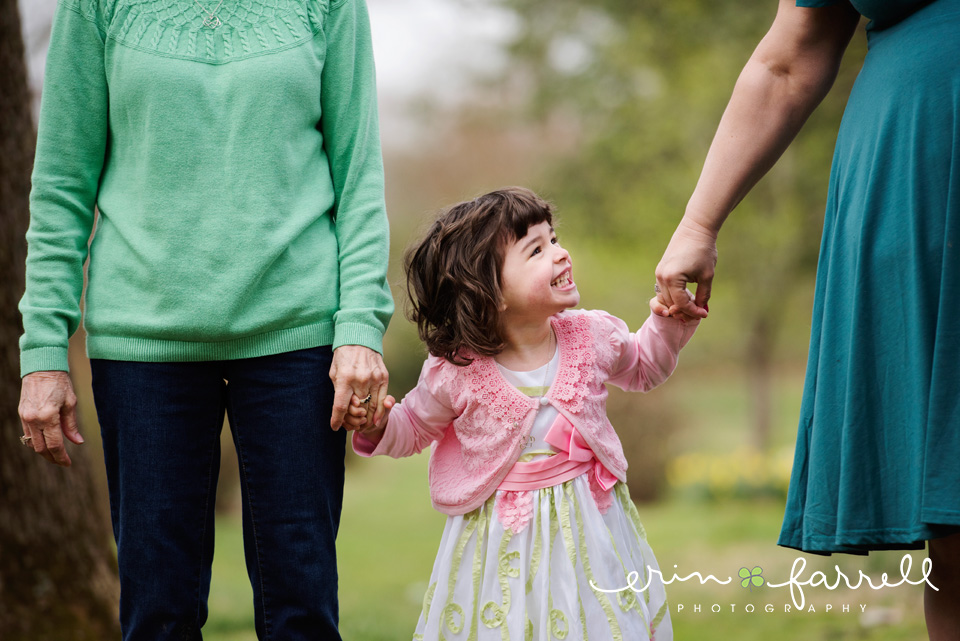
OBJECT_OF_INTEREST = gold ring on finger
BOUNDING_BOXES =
[360,394,372,404]
[19,435,33,446]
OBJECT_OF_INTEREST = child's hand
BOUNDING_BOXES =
[650,289,705,323]
[650,296,671,318]
[356,395,395,442]
[341,393,371,431]
[372,395,395,430]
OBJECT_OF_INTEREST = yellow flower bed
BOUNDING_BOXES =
[667,447,794,500]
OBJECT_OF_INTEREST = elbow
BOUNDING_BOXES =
[748,54,836,118]
[752,28,850,111]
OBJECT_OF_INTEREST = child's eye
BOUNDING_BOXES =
[551,237,558,244]
[531,246,541,256]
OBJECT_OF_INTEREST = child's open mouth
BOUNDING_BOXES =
[551,272,573,288]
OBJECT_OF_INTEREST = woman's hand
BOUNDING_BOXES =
[19,371,84,467]
[655,217,717,322]
[329,345,388,431]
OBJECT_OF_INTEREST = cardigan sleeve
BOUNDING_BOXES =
[320,0,394,355]
[602,311,698,393]
[18,0,107,376]
[352,355,458,458]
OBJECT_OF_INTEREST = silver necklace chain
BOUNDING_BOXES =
[194,0,225,28]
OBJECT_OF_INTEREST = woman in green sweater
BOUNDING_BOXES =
[16,0,393,638]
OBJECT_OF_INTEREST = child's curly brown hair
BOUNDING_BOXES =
[404,187,554,365]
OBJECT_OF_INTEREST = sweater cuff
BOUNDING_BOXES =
[332,322,384,354]
[647,310,700,344]
[20,346,70,377]
[352,430,381,457]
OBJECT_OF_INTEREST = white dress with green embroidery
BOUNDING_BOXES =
[413,350,672,641]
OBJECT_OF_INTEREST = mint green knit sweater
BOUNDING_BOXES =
[18,0,393,377]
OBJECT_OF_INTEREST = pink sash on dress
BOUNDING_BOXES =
[498,414,618,492]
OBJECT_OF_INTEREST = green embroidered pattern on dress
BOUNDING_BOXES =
[651,601,669,632]
[615,484,658,608]
[567,483,623,641]
[480,529,515,640]
[439,509,480,640]
[616,484,648,542]
[545,490,572,639]
[606,524,649,615]
[555,487,588,639]
[600,497,651,612]
[525,508,544,594]
[544,560,570,641]
[549,606,570,639]
[414,582,438,641]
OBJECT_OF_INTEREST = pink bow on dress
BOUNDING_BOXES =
[544,414,618,492]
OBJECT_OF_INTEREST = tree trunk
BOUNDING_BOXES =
[0,1,121,638]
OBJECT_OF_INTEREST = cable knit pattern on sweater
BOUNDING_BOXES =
[65,0,329,62]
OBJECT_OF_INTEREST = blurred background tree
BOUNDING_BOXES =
[0,0,120,638]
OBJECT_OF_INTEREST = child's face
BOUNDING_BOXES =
[499,221,580,322]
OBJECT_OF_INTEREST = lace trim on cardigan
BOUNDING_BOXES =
[462,358,532,424]
[445,312,602,420]
[67,0,329,63]
[549,313,598,414]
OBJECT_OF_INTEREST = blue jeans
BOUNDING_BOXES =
[91,346,344,641]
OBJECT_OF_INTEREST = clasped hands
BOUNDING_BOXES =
[330,344,393,437]
[651,217,717,322]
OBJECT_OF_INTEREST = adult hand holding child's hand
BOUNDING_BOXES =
[329,345,389,431]
[655,217,716,322]
[343,394,395,447]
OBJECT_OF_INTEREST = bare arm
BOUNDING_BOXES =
[656,0,861,317]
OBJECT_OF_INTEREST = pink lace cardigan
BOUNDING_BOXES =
[353,309,698,515]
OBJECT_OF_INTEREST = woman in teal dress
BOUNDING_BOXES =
[654,0,959,637]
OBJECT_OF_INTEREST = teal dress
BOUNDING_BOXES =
[779,0,960,554]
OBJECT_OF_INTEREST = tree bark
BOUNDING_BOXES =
[0,0,120,638]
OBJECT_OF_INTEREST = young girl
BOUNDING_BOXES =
[347,187,698,641]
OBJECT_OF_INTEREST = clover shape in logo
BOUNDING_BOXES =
[738,566,764,590]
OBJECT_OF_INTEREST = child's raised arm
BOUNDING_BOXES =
[603,308,699,393]
[352,356,458,459]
